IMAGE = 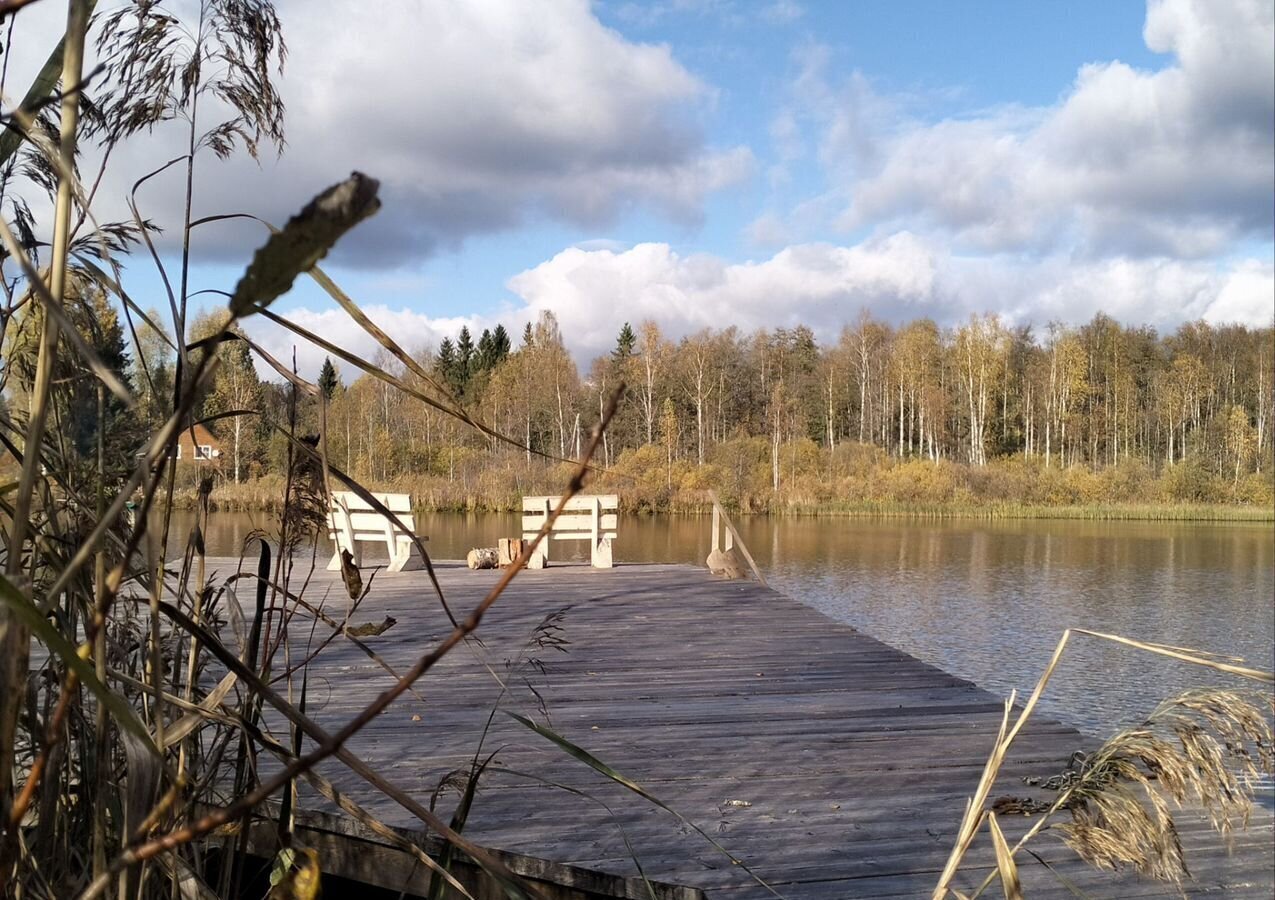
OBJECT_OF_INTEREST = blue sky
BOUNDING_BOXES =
[8,0,1273,375]
[410,1,1170,314]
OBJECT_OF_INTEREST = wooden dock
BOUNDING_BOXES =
[216,557,1274,899]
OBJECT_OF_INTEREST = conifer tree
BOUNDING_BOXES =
[492,324,512,360]
[318,356,340,399]
[457,326,475,383]
[475,329,495,373]
[436,337,459,395]
[614,322,636,361]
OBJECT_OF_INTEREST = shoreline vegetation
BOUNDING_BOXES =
[145,309,1274,529]
[169,456,1275,521]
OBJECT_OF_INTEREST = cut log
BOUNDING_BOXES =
[466,548,499,570]
[497,537,525,567]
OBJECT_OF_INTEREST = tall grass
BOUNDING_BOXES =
[168,472,1275,521]
[0,4,624,897]
[932,629,1274,899]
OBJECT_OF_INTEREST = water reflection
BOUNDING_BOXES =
[169,509,1274,739]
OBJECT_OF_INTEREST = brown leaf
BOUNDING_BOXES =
[339,549,361,600]
[345,616,396,638]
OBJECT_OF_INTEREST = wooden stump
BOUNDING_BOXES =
[498,537,525,567]
[466,548,499,570]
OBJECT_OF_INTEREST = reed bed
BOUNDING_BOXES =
[169,475,1275,522]
[0,4,628,896]
[932,629,1274,899]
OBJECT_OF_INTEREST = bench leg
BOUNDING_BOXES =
[591,537,613,569]
[390,539,425,573]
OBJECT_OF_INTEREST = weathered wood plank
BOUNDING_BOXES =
[207,557,1274,900]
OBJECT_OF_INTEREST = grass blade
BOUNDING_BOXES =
[986,813,1023,900]
[0,574,159,758]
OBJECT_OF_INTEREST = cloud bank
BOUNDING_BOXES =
[250,240,1272,379]
[249,0,1275,378]
[7,0,751,264]
[201,0,753,264]
[794,0,1274,259]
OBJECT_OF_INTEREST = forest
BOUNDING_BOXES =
[27,299,1267,515]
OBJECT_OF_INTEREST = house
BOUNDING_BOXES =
[172,423,224,464]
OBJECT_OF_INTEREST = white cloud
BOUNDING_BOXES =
[744,212,791,247]
[245,305,479,383]
[237,0,752,265]
[501,238,1273,363]
[6,0,751,265]
[1201,260,1275,324]
[248,233,1271,381]
[805,0,1274,259]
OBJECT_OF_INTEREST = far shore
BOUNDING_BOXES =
[165,477,1274,522]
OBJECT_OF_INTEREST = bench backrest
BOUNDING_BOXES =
[329,490,416,539]
[522,494,618,541]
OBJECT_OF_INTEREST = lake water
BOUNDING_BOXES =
[169,510,1274,743]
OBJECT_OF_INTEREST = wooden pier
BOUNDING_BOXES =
[217,557,1274,899]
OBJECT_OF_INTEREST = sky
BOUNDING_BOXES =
[6,0,1274,377]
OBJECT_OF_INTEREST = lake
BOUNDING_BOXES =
[168,510,1274,742]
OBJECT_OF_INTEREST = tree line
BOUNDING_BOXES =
[45,303,1261,511]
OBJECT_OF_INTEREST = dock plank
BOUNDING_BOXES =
[208,557,1274,899]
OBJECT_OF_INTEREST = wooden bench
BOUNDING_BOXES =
[522,494,618,569]
[327,491,426,573]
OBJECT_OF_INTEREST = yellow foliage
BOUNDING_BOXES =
[1096,460,1154,503]
[1061,465,1104,504]
[875,459,959,503]
[679,463,725,491]
[1233,471,1274,506]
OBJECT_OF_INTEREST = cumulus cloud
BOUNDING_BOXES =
[245,304,480,384]
[7,0,751,265]
[247,231,1271,380]
[808,0,1274,259]
[502,238,1273,363]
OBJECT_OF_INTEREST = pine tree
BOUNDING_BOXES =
[492,324,512,361]
[436,337,458,394]
[5,282,138,490]
[613,322,636,361]
[318,356,340,399]
[475,329,495,373]
[457,326,475,376]
[522,322,534,348]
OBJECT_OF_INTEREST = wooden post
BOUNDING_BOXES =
[590,496,600,567]
[542,497,552,564]
[706,490,765,586]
